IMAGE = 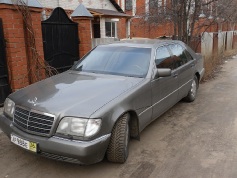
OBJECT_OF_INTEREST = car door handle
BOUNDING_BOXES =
[173,74,178,78]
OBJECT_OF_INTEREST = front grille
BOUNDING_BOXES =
[13,106,55,136]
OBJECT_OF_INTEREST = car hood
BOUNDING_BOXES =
[10,71,144,118]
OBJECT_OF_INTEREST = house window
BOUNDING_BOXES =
[149,0,163,14]
[105,21,117,38]
[125,0,132,10]
[148,0,167,21]
[148,0,159,22]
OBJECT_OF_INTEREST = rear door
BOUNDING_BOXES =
[168,43,195,100]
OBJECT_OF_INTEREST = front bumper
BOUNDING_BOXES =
[0,114,111,165]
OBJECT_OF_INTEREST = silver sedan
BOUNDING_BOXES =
[0,39,204,164]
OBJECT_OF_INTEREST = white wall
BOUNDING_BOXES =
[38,0,117,10]
[39,0,58,8]
[145,0,149,16]
[132,0,136,16]
[201,32,213,59]
[218,32,226,56]
[120,0,125,11]
[226,31,234,51]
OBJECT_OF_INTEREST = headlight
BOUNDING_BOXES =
[4,98,15,118]
[85,119,102,137]
[56,117,101,138]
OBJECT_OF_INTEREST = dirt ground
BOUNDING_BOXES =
[0,108,2,133]
[1,55,237,178]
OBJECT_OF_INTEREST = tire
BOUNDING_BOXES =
[184,75,199,102]
[106,113,130,163]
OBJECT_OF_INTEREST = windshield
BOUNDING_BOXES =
[72,46,151,78]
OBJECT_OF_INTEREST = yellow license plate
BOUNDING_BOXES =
[29,142,37,152]
[11,134,37,153]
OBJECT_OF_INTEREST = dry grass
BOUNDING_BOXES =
[201,49,237,82]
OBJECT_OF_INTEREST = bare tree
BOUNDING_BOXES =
[134,0,237,45]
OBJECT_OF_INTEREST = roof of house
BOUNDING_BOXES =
[0,0,42,8]
[88,8,132,18]
[88,0,131,18]
[71,4,93,18]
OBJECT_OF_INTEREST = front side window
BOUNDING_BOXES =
[156,46,174,69]
[185,50,193,61]
[72,46,151,78]
[105,21,116,38]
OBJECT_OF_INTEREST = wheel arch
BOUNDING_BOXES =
[195,72,200,83]
[127,110,140,140]
[110,109,140,140]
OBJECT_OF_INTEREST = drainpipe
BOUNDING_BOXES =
[126,19,131,38]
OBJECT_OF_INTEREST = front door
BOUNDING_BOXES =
[151,45,179,120]
[93,23,101,38]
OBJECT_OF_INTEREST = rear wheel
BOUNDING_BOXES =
[184,75,198,102]
[106,113,130,163]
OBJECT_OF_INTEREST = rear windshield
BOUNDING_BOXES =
[72,46,151,78]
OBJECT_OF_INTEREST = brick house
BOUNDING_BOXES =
[38,0,132,47]
[115,0,237,38]
[115,0,174,38]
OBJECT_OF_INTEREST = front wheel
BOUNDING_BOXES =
[106,113,130,163]
[184,75,199,102]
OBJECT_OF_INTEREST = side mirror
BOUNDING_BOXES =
[155,68,171,78]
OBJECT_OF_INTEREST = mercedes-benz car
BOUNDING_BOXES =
[0,39,204,164]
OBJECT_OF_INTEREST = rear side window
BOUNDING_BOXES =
[156,46,174,69]
[185,50,193,61]
[169,44,189,69]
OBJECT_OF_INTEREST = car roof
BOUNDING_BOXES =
[99,39,185,49]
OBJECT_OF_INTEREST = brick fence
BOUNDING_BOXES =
[72,17,92,57]
[0,4,43,91]
[0,3,92,91]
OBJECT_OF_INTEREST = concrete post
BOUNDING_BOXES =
[126,19,131,38]
[100,17,106,38]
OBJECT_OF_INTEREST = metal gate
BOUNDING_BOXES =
[0,18,11,105]
[42,7,79,73]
